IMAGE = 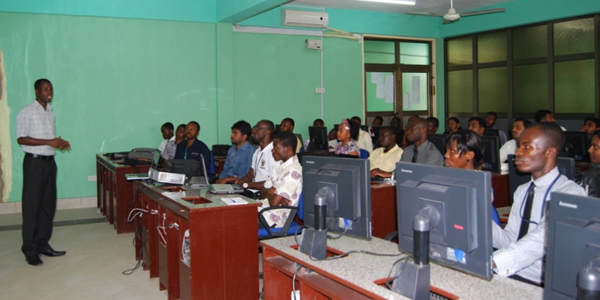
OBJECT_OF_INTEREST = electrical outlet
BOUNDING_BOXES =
[315,88,325,94]
[290,290,301,300]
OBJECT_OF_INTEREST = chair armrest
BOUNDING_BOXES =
[259,206,299,238]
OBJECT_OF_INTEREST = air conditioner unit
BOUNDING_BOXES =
[281,9,329,28]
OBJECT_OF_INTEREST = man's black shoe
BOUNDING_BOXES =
[39,247,66,257]
[26,256,43,266]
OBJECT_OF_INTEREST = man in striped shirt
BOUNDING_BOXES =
[492,122,585,286]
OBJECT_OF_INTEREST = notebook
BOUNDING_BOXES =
[125,150,160,181]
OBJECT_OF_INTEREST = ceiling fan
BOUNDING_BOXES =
[442,0,505,24]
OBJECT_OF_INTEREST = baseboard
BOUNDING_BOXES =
[0,197,97,215]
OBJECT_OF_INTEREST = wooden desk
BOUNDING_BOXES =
[370,183,397,239]
[96,153,149,233]
[135,182,261,300]
[491,173,510,208]
[261,236,543,300]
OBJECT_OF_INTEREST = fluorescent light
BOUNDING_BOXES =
[359,0,416,5]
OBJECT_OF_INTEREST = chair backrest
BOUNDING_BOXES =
[208,151,216,175]
[297,193,304,221]
[359,149,370,159]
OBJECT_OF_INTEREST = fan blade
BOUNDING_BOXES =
[404,11,439,17]
[461,8,506,17]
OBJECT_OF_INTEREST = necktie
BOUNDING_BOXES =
[518,182,535,240]
[412,148,418,163]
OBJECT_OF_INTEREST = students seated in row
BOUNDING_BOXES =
[444,130,485,170]
[258,131,303,228]
[493,123,584,286]
[162,123,186,161]
[229,120,276,190]
[390,116,405,148]
[279,117,302,153]
[499,118,531,163]
[485,112,508,145]
[580,117,600,140]
[158,122,176,160]
[400,118,444,166]
[370,128,404,178]
[174,121,211,173]
[334,119,360,157]
[535,109,566,131]
[445,117,461,136]
[216,120,255,183]
[350,116,373,153]
[426,116,439,134]
[578,130,600,197]
[468,117,486,137]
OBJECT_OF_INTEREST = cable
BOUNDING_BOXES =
[157,213,167,245]
[127,208,148,223]
[291,264,303,300]
[123,219,145,275]
[385,255,413,290]
[308,249,405,262]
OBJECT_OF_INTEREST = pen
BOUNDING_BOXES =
[231,199,236,203]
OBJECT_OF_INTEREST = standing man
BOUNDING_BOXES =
[17,79,70,266]
[400,119,443,166]
[235,120,277,191]
[216,120,255,183]
[174,121,211,175]
[492,123,585,286]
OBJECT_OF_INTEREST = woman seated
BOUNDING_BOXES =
[578,130,600,197]
[334,119,360,157]
[444,130,486,171]
[444,117,462,136]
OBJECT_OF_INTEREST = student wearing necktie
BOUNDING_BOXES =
[492,123,585,286]
[399,118,443,166]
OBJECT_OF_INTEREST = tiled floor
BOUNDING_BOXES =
[0,208,263,299]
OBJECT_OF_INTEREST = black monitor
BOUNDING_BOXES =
[561,131,589,162]
[164,159,205,177]
[428,133,448,156]
[308,126,328,151]
[481,135,501,173]
[394,162,494,280]
[302,156,372,240]
[507,154,575,205]
[484,128,499,137]
[544,192,600,299]
[360,125,369,132]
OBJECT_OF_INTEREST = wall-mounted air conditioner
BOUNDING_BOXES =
[281,9,329,28]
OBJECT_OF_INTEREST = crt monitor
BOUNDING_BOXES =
[481,135,501,173]
[561,131,589,162]
[164,159,206,178]
[428,133,448,156]
[302,156,372,240]
[544,192,600,299]
[394,161,494,280]
[308,126,328,151]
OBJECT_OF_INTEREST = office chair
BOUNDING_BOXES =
[258,193,304,239]
[359,149,370,159]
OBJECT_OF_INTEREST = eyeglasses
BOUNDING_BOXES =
[252,126,269,131]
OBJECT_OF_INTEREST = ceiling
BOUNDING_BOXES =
[289,0,514,16]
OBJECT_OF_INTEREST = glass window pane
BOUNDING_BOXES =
[478,67,507,113]
[554,18,594,56]
[478,31,507,63]
[555,59,595,113]
[399,42,430,65]
[513,64,548,113]
[447,70,473,113]
[402,72,428,111]
[366,72,395,112]
[447,37,473,66]
[364,40,395,64]
[513,25,547,60]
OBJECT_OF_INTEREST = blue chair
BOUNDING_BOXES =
[258,193,304,239]
[208,151,216,176]
[492,206,501,225]
[359,149,370,159]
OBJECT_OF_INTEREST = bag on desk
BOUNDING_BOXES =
[126,148,157,166]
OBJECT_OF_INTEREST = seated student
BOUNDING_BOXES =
[578,130,600,197]
[444,116,462,136]
[327,127,338,151]
[216,120,255,182]
[444,130,486,170]
[334,119,360,157]
[369,115,383,138]
[400,114,421,148]
[580,117,600,140]
[426,116,439,135]
[370,128,404,178]
[535,109,566,131]
[313,118,324,127]
[493,123,585,286]
[158,122,175,160]
[499,118,531,163]
[258,131,303,228]
[232,120,276,191]
[400,119,444,166]
[350,116,373,153]
[162,123,186,163]
[174,121,211,173]
[279,117,303,153]
[390,116,405,148]
[467,117,486,137]
[485,111,508,145]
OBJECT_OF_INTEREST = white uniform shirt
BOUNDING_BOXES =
[17,101,55,156]
[251,142,276,183]
[499,139,517,163]
[355,130,374,153]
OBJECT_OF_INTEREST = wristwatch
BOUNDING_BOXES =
[243,182,249,189]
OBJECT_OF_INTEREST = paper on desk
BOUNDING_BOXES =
[221,197,248,205]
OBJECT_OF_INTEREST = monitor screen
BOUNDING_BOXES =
[164,159,206,178]
[394,162,494,280]
[428,133,448,156]
[481,135,501,173]
[561,131,589,162]
[484,128,499,137]
[308,126,328,151]
[302,156,372,240]
[545,192,600,299]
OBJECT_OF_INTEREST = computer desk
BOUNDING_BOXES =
[134,182,260,300]
[261,235,543,300]
[96,153,150,233]
[370,173,510,239]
